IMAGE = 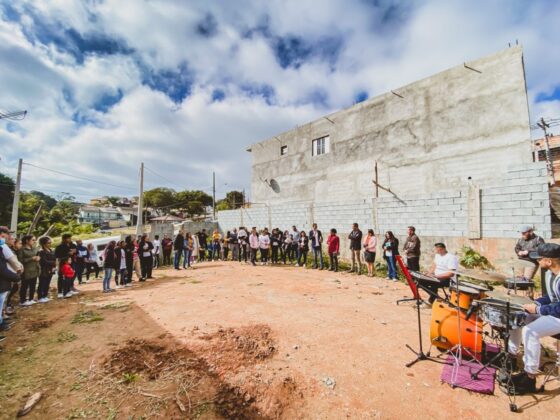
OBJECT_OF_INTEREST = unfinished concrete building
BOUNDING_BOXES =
[218,46,551,264]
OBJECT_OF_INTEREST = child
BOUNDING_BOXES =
[60,256,75,298]
[327,228,340,272]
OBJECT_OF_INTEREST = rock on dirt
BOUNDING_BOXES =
[17,392,42,417]
[323,377,336,390]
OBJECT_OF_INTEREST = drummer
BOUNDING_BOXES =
[514,225,544,280]
[508,243,560,394]
[422,243,458,305]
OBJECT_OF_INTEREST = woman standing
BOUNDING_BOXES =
[363,229,378,277]
[102,241,117,292]
[249,227,259,266]
[132,238,142,281]
[382,231,399,281]
[17,235,40,306]
[85,243,100,281]
[139,234,154,280]
[191,233,199,266]
[327,228,340,272]
[297,231,309,267]
[211,230,221,261]
[37,236,56,302]
[259,229,270,265]
[282,231,292,264]
[184,233,193,269]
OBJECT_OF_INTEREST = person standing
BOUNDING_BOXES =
[0,238,20,339]
[270,229,281,264]
[249,227,259,266]
[327,228,340,272]
[139,234,154,280]
[75,239,87,285]
[123,236,134,285]
[223,232,230,261]
[198,229,208,262]
[297,231,309,267]
[382,231,399,281]
[132,238,142,281]
[309,223,324,270]
[2,231,22,316]
[17,235,40,306]
[211,229,221,261]
[54,233,75,298]
[184,233,193,269]
[238,227,248,263]
[363,229,377,277]
[85,243,100,281]
[161,234,173,266]
[152,235,161,269]
[282,231,293,264]
[230,228,239,261]
[403,226,421,272]
[114,241,127,288]
[291,226,301,265]
[37,236,56,302]
[347,223,363,275]
[101,241,116,293]
[60,256,76,297]
[259,229,270,265]
[191,233,199,266]
[173,230,185,270]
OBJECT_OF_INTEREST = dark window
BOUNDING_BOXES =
[280,145,288,156]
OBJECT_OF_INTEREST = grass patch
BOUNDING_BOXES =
[57,331,78,343]
[190,280,202,284]
[120,372,141,384]
[101,302,131,311]
[71,311,104,324]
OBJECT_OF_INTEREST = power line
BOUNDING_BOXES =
[23,162,136,191]
[144,165,181,187]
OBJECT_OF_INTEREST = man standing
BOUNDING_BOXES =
[1,236,20,340]
[152,235,161,269]
[230,228,239,262]
[291,226,301,265]
[515,225,545,280]
[75,239,87,285]
[55,233,76,298]
[424,243,458,304]
[238,227,248,263]
[347,223,363,274]
[403,226,421,272]
[249,227,259,266]
[309,223,324,270]
[198,229,208,262]
[173,230,185,270]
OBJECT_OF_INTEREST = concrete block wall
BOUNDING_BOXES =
[376,162,551,239]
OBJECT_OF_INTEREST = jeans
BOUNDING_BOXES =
[183,249,192,268]
[329,253,338,271]
[250,248,258,265]
[260,248,269,263]
[271,246,279,263]
[386,255,397,279]
[298,250,308,266]
[0,291,8,324]
[163,250,172,265]
[75,262,85,284]
[20,277,37,303]
[141,256,153,279]
[312,247,324,268]
[153,253,160,269]
[212,243,220,260]
[239,244,247,262]
[231,244,239,261]
[103,268,113,291]
[115,269,127,286]
[174,250,182,269]
[351,249,362,272]
[63,276,72,296]
[38,275,52,299]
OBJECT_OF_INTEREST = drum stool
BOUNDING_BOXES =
[539,333,560,391]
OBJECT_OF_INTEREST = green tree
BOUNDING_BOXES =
[143,188,176,210]
[0,172,14,225]
[225,191,244,209]
[175,190,212,216]
[106,196,121,206]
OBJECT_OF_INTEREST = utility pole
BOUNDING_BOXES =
[537,117,555,185]
[135,162,144,237]
[212,171,216,220]
[10,158,23,233]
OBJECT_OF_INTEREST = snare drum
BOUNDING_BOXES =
[479,298,527,330]
[505,277,535,291]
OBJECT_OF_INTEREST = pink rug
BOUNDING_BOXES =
[441,355,496,394]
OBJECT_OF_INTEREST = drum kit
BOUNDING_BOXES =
[408,259,537,412]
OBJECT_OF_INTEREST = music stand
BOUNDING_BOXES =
[396,256,440,367]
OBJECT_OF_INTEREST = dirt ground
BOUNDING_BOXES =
[1,262,559,419]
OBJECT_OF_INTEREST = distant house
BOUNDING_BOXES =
[89,197,110,206]
[149,215,185,224]
[77,206,126,228]
[534,135,560,178]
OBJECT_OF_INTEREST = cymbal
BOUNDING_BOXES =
[456,268,508,282]
[482,290,533,306]
[498,258,538,269]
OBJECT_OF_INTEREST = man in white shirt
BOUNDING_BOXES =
[152,235,161,269]
[424,243,458,304]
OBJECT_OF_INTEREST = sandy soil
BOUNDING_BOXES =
[1,261,559,419]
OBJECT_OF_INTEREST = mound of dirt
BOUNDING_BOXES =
[27,320,52,332]
[198,324,276,374]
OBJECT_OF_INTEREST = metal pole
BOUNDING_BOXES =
[10,158,22,233]
[135,162,144,236]
[538,117,555,185]
[212,171,216,220]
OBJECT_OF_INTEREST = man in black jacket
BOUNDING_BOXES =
[173,230,185,270]
[138,234,154,280]
[347,223,363,274]
[309,223,324,269]
[54,233,76,298]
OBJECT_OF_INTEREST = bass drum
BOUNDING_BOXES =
[430,301,483,353]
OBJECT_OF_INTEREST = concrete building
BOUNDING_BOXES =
[218,47,552,266]
[77,206,126,228]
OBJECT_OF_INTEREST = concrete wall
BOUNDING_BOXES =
[248,47,531,205]
[217,162,551,268]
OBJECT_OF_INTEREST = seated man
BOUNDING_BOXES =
[514,225,544,280]
[422,243,458,304]
[507,243,560,394]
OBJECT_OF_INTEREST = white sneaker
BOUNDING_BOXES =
[72,289,80,294]
[125,284,132,288]
[57,293,64,299]
[116,285,122,289]
[295,264,300,267]
[38,298,49,303]
[20,301,30,307]
[28,300,37,305]
[63,293,72,298]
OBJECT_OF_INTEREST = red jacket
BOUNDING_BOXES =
[60,262,75,279]
[327,234,340,254]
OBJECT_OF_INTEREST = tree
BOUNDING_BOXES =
[225,191,244,209]
[0,172,14,225]
[143,188,176,210]
[106,196,121,206]
[175,190,213,216]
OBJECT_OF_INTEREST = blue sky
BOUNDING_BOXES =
[0,0,559,200]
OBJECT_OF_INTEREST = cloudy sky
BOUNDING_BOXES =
[0,0,559,201]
